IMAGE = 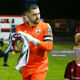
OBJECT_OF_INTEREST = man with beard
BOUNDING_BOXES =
[15,3,53,80]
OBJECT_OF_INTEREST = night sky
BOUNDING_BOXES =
[0,0,80,19]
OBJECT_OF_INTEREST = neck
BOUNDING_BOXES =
[28,22,36,28]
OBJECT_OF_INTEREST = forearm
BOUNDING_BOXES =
[39,41,53,51]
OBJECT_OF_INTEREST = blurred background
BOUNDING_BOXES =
[0,0,80,42]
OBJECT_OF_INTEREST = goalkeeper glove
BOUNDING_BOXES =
[14,39,23,52]
[18,31,40,45]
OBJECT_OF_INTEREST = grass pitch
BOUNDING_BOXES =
[0,43,73,80]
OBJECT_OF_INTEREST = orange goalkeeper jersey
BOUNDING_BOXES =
[16,21,53,78]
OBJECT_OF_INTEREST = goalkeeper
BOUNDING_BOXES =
[14,3,53,80]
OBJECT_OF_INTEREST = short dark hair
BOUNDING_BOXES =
[25,3,39,12]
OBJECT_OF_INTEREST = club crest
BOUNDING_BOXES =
[36,30,41,34]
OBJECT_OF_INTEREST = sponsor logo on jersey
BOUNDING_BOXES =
[71,69,73,72]
[47,28,52,35]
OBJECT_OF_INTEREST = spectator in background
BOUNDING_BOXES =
[0,38,9,66]
[64,33,80,80]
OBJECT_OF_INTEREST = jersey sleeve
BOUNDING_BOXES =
[16,25,21,33]
[39,23,53,51]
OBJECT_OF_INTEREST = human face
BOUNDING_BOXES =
[75,58,80,64]
[73,46,80,63]
[26,7,40,25]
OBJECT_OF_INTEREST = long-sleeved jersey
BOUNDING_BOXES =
[16,21,53,78]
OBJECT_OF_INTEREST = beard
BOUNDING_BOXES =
[29,17,40,24]
[33,19,40,24]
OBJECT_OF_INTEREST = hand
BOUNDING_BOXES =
[14,39,23,52]
[18,31,33,41]
[18,31,40,45]
[19,67,22,73]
